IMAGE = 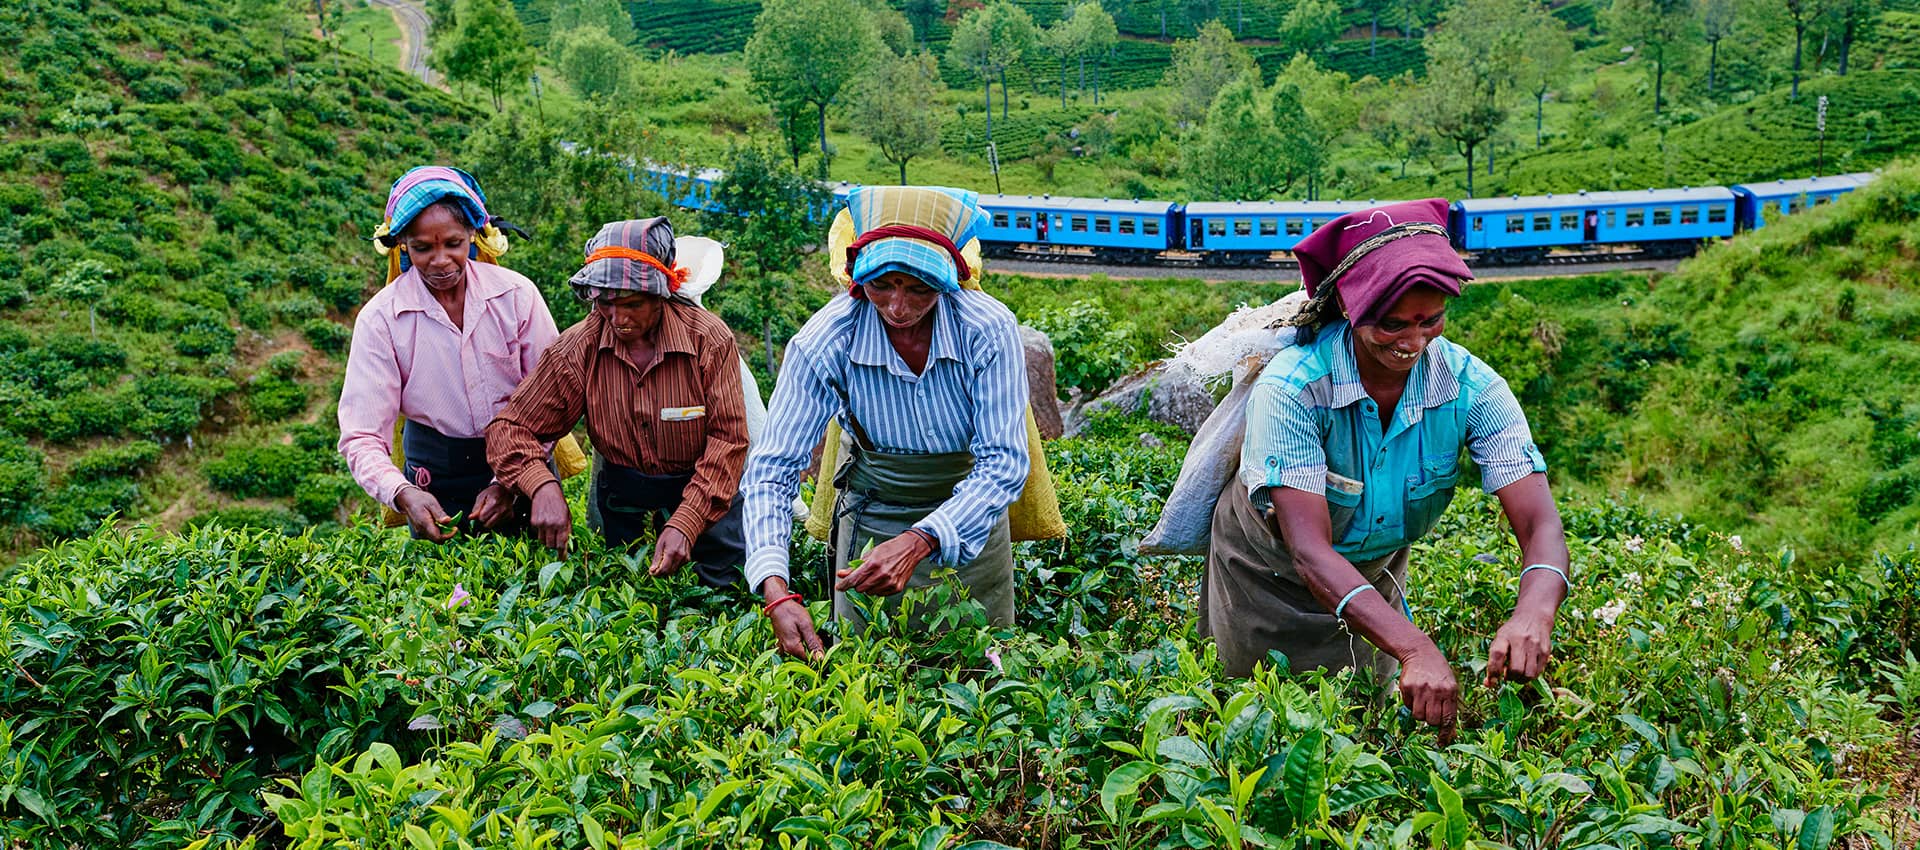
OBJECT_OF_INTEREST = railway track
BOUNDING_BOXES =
[368,0,436,85]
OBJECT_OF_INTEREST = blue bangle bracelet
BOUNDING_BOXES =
[1520,563,1570,587]
[1333,584,1375,620]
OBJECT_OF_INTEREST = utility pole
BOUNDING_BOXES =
[1816,95,1828,174]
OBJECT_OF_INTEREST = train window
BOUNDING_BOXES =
[1208,219,1227,237]
[1259,219,1278,236]
[1471,217,1483,231]
[1814,195,1832,206]
[1071,216,1088,232]
[1708,206,1727,223]
[1286,220,1305,236]
[1095,217,1112,233]
[1782,198,1796,213]
[1560,213,1578,230]
[1762,201,1779,218]
[1532,214,1550,231]
[1652,208,1672,226]
[1233,219,1252,236]
[1015,213,1032,229]
[1625,210,1645,227]
[992,212,1009,228]
[1119,218,1136,235]
[1605,211,1616,227]
[1679,207,1699,225]
[1143,219,1160,236]
[1312,218,1331,230]
[1506,216,1525,233]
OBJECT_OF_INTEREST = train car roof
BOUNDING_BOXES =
[1729,174,1873,198]
[1184,200,1377,216]
[1454,186,1735,212]
[976,194,1177,214]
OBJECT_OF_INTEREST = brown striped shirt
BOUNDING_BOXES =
[486,301,747,542]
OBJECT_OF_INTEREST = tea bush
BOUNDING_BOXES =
[204,444,323,499]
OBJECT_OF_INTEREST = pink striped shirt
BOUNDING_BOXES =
[338,261,560,508]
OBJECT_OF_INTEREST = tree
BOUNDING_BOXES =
[854,52,946,184]
[552,26,629,99]
[437,0,536,110]
[771,98,818,171]
[1270,54,1356,199]
[1783,0,1824,98]
[904,0,946,45]
[869,1,916,54]
[1045,14,1083,108]
[1356,73,1434,177]
[699,148,832,379]
[745,0,883,177]
[1699,0,1735,92]
[51,259,110,339]
[1279,0,1343,59]
[1608,0,1696,115]
[1075,1,1117,103]
[986,2,1039,118]
[1517,9,1573,145]
[550,0,633,43]
[948,3,1038,143]
[1418,0,1536,197]
[1163,20,1256,126]
[1827,0,1879,75]
[1186,73,1287,199]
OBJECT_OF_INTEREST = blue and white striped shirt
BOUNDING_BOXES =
[740,290,1031,591]
[1239,321,1546,561]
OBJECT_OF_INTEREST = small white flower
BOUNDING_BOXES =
[1592,599,1628,627]
[1728,535,1744,552]
[1690,597,1704,608]
[1621,571,1643,587]
[1768,659,1782,674]
[1624,536,1644,553]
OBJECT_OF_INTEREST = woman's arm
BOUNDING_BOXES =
[1486,473,1569,685]
[336,311,410,508]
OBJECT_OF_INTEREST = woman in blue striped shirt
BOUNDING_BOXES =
[738,186,1031,658]
[1204,198,1571,737]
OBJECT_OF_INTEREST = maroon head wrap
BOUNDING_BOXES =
[1292,198,1473,327]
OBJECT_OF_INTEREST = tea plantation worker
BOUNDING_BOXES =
[738,185,1030,659]
[1201,198,1571,733]
[486,217,751,586]
[339,166,559,542]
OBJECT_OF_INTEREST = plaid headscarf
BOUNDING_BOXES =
[380,166,490,242]
[843,186,989,294]
[568,218,688,300]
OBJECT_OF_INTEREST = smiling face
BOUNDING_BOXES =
[401,202,474,293]
[863,271,941,330]
[1350,285,1449,376]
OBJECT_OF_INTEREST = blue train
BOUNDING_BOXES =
[637,163,1875,268]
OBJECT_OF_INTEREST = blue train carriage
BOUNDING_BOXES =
[1182,200,1375,266]
[1729,173,1876,231]
[974,195,1180,263]
[1452,187,1737,264]
[637,162,726,213]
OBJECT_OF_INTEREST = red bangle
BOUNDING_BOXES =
[762,592,804,617]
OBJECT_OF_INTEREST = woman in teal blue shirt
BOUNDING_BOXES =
[1201,198,1571,736]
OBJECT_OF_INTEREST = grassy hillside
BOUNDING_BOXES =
[0,0,477,547]
[1444,159,1920,560]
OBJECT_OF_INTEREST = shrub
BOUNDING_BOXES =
[292,472,355,522]
[0,430,46,522]
[133,373,232,439]
[204,442,318,497]
[67,440,162,482]
[37,477,140,539]
[301,317,351,353]
[36,386,139,443]
[174,314,237,357]
[247,376,309,421]
[1028,300,1138,398]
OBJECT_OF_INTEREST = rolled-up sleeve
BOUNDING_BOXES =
[485,344,586,500]
[337,311,410,509]
[1238,380,1326,510]
[914,319,1029,567]
[738,340,839,592]
[1465,375,1547,493]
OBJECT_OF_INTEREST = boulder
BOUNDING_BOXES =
[1064,361,1217,436]
[1019,325,1064,439]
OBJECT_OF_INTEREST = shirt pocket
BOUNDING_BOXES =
[1403,454,1461,542]
[1323,483,1364,545]
[478,346,526,408]
[654,409,707,467]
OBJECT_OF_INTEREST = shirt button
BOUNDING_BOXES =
[1375,515,1385,523]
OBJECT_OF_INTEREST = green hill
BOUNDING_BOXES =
[0,0,477,547]
[1445,159,1920,560]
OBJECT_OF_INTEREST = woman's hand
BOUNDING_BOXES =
[1399,645,1460,733]
[1484,609,1554,686]
[395,486,456,543]
[470,483,515,529]
[763,578,824,660]
[649,527,692,577]
[835,531,933,597]
[529,481,572,554]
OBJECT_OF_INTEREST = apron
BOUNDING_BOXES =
[401,420,533,538]
[588,454,746,588]
[828,420,1015,635]
[1199,477,1410,680]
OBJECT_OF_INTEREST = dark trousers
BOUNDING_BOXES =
[592,458,745,588]
[402,421,539,538]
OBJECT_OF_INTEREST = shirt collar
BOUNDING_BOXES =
[848,297,963,371]
[391,262,514,315]
[593,299,699,358]
[1324,322,1461,423]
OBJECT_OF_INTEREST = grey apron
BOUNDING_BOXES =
[1199,478,1410,680]
[828,431,1015,636]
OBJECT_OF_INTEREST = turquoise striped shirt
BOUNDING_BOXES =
[1239,321,1546,562]
[740,290,1031,591]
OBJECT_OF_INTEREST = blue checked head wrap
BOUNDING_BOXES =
[843,186,989,293]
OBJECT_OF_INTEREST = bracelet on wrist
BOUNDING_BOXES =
[1333,584,1376,620]
[908,527,939,552]
[762,592,804,617]
[1520,563,1571,589]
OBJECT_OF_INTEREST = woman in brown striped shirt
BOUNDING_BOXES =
[485,218,750,585]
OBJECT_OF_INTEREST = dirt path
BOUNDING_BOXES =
[368,0,436,85]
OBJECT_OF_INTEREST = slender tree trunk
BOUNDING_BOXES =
[1654,56,1664,115]
[999,69,1009,118]
[1708,38,1718,92]
[983,74,994,143]
[1061,61,1069,107]
[899,159,908,184]
[1488,139,1494,176]
[816,101,830,175]
[1464,143,1476,197]
[1078,56,1086,92]
[1839,14,1854,74]
[1536,90,1545,147]
[1792,23,1804,98]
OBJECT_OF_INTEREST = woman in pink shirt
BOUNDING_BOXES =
[338,167,559,541]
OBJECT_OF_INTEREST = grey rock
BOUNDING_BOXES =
[1065,361,1217,436]
[1019,325,1064,439]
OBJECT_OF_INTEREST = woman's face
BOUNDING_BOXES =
[591,290,665,340]
[864,271,940,329]
[402,203,473,292]
[1351,285,1449,375]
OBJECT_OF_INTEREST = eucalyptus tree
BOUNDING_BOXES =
[1608,0,1697,114]
[948,2,1038,144]
[1518,11,1574,144]
[1417,0,1542,196]
[1163,20,1256,127]
[745,0,883,177]
[436,0,535,110]
[853,52,947,184]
